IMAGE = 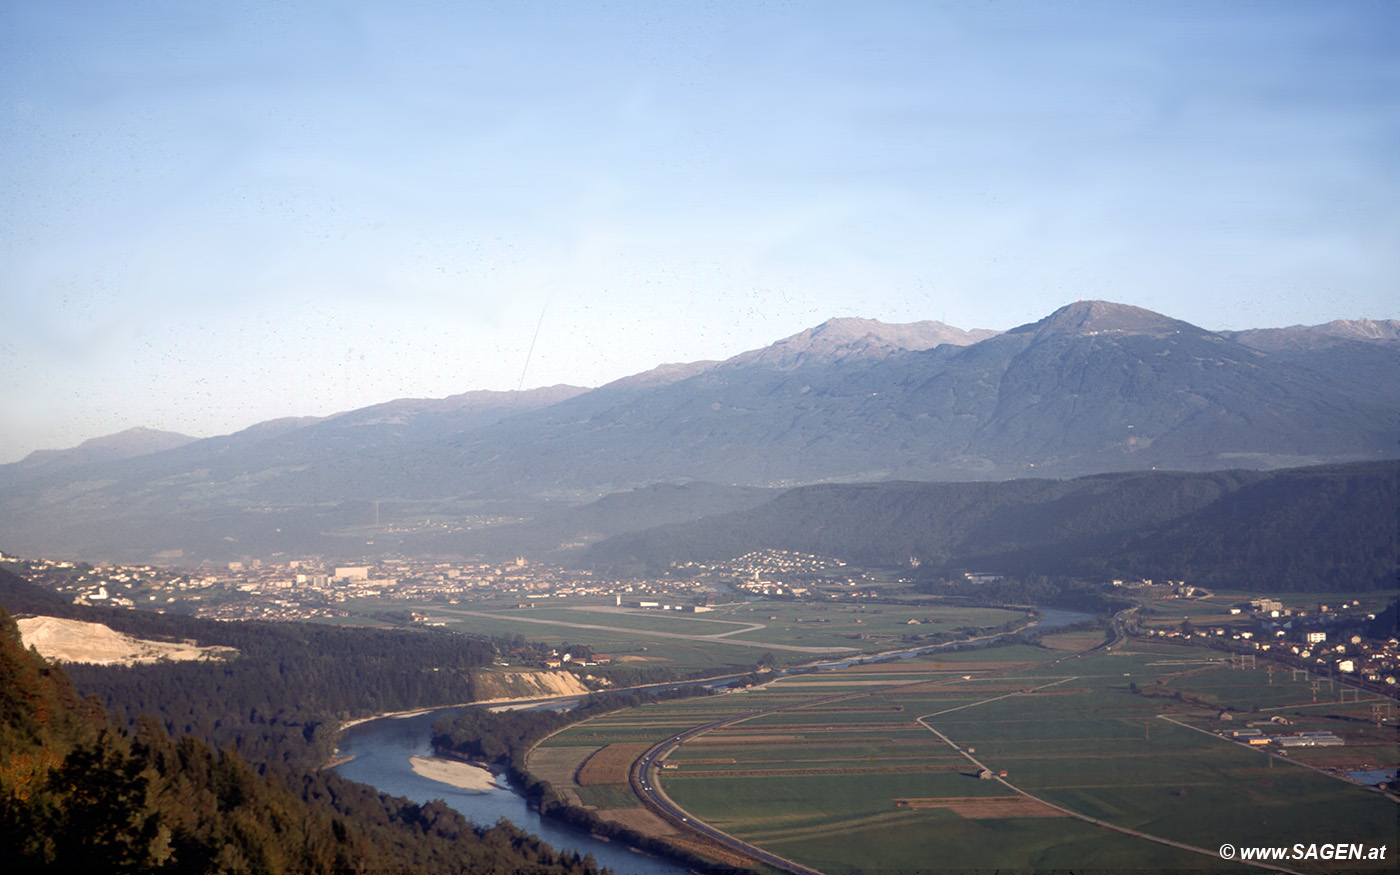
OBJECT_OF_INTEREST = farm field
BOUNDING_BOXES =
[351,596,1035,672]
[530,636,1398,872]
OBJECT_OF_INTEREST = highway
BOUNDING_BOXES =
[628,702,849,875]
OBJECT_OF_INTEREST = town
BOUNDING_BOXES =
[5,550,1396,693]
[1,548,880,623]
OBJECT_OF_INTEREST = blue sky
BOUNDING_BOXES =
[2,0,1397,462]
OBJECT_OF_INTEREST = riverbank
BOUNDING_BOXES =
[409,755,502,792]
[339,703,475,731]
[332,710,695,875]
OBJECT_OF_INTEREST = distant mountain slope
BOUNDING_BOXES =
[0,385,583,489]
[11,427,197,474]
[409,481,779,559]
[0,301,1395,563]
[321,384,587,433]
[587,460,1397,592]
[1223,318,1400,411]
[599,360,719,390]
[417,301,1394,493]
[1225,317,1400,351]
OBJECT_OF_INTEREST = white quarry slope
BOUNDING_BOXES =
[16,615,237,665]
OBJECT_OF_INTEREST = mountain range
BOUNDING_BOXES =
[1,300,1395,564]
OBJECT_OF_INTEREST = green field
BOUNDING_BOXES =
[532,637,1399,872]
[349,596,1034,672]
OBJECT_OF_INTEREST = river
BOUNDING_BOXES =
[333,707,691,875]
[332,606,1094,874]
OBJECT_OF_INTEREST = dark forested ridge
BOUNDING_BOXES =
[0,605,606,874]
[587,460,1398,592]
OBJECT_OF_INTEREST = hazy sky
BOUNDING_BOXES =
[3,0,1397,462]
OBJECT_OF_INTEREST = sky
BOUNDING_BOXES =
[2,0,1397,463]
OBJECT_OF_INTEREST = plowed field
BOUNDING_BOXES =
[576,742,651,786]
[894,796,1067,818]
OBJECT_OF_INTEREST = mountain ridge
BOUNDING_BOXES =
[1,300,1394,563]
[16,426,198,471]
[12,302,1393,466]
[1226,317,1400,351]
[721,316,999,370]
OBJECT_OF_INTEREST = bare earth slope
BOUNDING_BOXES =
[472,669,596,701]
[17,615,238,665]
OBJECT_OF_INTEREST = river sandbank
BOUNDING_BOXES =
[408,755,502,792]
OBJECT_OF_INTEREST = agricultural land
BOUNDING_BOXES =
[530,631,1398,873]
[357,596,1037,674]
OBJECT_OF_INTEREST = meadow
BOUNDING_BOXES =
[351,596,1033,672]
[531,633,1398,872]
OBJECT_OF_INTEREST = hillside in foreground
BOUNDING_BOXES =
[0,577,608,874]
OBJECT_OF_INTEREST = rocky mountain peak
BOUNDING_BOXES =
[1013,300,1193,340]
[1226,318,1400,352]
[722,316,998,370]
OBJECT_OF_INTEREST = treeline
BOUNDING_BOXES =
[431,684,714,766]
[586,461,1397,592]
[0,606,605,874]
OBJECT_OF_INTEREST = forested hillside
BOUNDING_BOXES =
[0,605,605,874]
[588,461,1397,592]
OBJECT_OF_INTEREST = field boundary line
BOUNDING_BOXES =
[917,675,1080,718]
[433,607,856,653]
[914,700,1304,874]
